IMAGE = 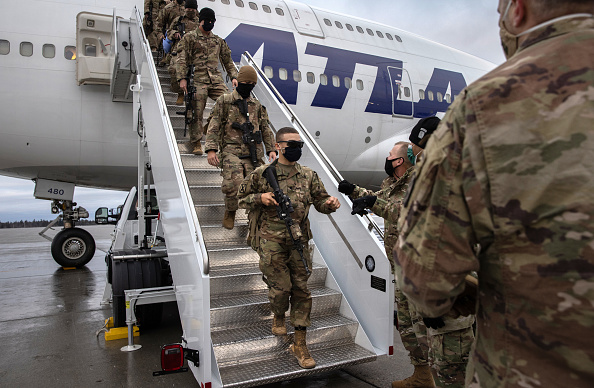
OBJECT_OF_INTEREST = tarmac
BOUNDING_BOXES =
[0,225,413,387]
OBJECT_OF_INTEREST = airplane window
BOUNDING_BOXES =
[376,31,384,38]
[275,8,284,16]
[306,72,315,84]
[320,74,328,86]
[356,79,364,90]
[366,28,374,36]
[279,68,288,80]
[445,93,451,103]
[249,2,257,10]
[332,75,340,87]
[20,42,33,57]
[437,92,443,102]
[386,33,393,40]
[346,24,353,31]
[335,21,343,29]
[221,0,230,5]
[262,5,271,13]
[0,40,9,55]
[324,19,332,26]
[395,35,403,42]
[293,70,302,82]
[344,77,352,89]
[235,0,244,7]
[404,87,410,98]
[427,91,434,101]
[356,26,364,34]
[419,89,425,100]
[42,44,55,58]
[64,46,76,60]
[264,66,273,78]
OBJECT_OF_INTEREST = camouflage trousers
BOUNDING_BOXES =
[188,82,229,147]
[395,287,430,366]
[258,239,313,327]
[168,55,181,95]
[220,152,261,211]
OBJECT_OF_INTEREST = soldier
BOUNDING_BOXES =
[395,1,594,387]
[177,7,238,155]
[205,66,276,229]
[156,0,185,67]
[237,126,341,369]
[144,0,166,52]
[167,0,199,105]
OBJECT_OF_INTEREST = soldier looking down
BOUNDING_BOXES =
[395,1,594,387]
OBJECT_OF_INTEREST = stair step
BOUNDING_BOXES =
[190,186,224,204]
[213,314,358,365]
[196,205,247,225]
[185,169,222,186]
[218,341,376,388]
[202,224,249,249]
[210,264,326,297]
[181,154,214,169]
[210,286,342,329]
[208,247,259,271]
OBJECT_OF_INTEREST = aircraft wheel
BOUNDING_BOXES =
[51,227,96,268]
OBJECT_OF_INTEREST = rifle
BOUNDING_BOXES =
[263,163,310,275]
[146,2,154,32]
[176,65,196,137]
[232,99,262,167]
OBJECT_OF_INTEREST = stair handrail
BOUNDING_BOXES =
[241,51,385,240]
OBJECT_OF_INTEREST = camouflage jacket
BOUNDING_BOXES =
[157,1,184,39]
[395,16,594,388]
[176,28,238,84]
[238,162,335,244]
[144,0,166,23]
[167,14,198,54]
[205,90,274,159]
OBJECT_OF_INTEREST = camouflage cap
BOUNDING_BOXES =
[237,66,258,84]
[409,117,441,149]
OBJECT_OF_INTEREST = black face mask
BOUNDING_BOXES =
[283,147,302,162]
[176,0,184,4]
[384,157,401,177]
[202,21,215,31]
[236,83,255,99]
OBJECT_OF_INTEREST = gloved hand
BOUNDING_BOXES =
[423,316,445,329]
[338,180,356,195]
[351,196,377,216]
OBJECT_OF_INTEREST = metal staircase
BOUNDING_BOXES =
[155,61,377,387]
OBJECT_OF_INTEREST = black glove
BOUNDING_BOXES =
[423,316,445,329]
[351,196,377,216]
[338,180,356,195]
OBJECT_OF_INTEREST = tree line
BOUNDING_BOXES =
[0,219,97,229]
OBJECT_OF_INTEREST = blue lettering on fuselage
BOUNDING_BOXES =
[225,24,467,118]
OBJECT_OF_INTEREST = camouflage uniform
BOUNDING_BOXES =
[157,0,184,65]
[395,16,594,388]
[176,28,238,148]
[167,13,198,96]
[205,90,274,211]
[238,162,336,327]
[144,0,166,50]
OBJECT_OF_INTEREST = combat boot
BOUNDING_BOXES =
[391,364,435,388]
[290,328,316,369]
[271,315,287,336]
[175,93,184,105]
[223,210,235,230]
[192,144,203,155]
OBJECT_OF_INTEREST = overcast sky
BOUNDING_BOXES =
[0,0,506,223]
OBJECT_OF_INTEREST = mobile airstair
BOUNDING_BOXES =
[108,7,393,387]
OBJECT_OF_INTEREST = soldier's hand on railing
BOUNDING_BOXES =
[207,151,219,167]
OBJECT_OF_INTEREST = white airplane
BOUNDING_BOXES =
[0,0,494,264]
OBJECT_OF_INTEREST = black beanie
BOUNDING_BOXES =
[185,0,197,9]
[409,117,441,149]
[199,7,216,21]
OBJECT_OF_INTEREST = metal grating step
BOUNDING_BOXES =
[213,314,358,366]
[210,264,326,297]
[202,224,249,249]
[185,169,223,186]
[181,154,213,169]
[208,247,259,272]
[210,286,342,329]
[190,186,224,204]
[218,341,376,388]
[195,205,247,225]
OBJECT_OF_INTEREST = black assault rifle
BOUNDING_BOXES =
[263,163,310,275]
[232,99,262,167]
[176,64,196,137]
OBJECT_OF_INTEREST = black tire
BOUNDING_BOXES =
[111,258,163,328]
[51,228,96,268]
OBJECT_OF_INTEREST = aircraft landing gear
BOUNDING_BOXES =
[40,200,96,268]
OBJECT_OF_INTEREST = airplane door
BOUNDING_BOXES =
[388,67,414,118]
[283,0,325,38]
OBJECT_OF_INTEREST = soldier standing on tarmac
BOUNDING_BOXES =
[156,0,185,67]
[205,66,276,230]
[167,0,199,106]
[237,126,341,369]
[177,7,238,156]
[395,1,594,387]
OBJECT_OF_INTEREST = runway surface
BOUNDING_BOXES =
[0,225,412,387]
